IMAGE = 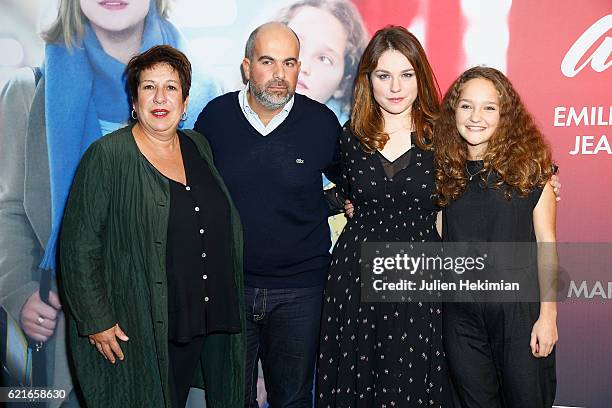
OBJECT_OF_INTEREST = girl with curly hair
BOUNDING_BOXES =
[435,66,558,407]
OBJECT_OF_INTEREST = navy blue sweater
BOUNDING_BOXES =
[194,92,341,288]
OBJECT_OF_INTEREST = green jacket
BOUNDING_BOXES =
[59,124,245,408]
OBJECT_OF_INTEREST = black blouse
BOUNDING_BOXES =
[165,133,240,342]
[443,160,544,242]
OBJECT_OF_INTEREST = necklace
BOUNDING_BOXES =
[465,162,482,181]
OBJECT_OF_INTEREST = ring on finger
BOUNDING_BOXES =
[37,316,45,325]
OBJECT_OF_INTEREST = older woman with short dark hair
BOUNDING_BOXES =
[60,45,244,408]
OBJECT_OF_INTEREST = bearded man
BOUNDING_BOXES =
[194,22,342,408]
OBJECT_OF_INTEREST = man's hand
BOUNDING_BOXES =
[550,174,561,202]
[344,200,354,218]
[20,290,61,342]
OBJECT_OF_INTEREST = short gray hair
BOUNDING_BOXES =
[244,26,262,60]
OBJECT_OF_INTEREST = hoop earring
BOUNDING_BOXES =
[181,112,188,121]
[131,109,137,120]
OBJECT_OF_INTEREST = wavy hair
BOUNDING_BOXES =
[434,66,553,206]
[42,0,170,48]
[350,26,441,153]
[276,0,368,117]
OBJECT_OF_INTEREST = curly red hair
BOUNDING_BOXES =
[350,26,441,152]
[434,66,553,206]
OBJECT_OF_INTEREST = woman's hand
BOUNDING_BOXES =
[344,200,354,218]
[89,324,129,363]
[20,291,62,342]
[530,313,558,358]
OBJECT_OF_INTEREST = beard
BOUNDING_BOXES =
[250,77,295,110]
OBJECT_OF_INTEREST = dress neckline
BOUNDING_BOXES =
[377,146,413,164]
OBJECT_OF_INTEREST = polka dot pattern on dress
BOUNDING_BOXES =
[317,128,451,407]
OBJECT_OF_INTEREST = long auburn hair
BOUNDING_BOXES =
[350,26,441,152]
[434,66,553,206]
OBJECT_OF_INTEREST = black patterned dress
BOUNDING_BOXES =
[317,128,452,407]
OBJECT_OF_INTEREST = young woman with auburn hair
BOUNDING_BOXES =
[317,26,453,407]
[350,27,441,153]
[435,66,558,407]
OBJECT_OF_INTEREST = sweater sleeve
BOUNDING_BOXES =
[59,142,116,336]
[324,124,351,213]
[322,115,343,185]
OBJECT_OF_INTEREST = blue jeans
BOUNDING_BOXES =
[244,285,323,408]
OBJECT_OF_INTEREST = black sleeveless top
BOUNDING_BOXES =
[165,133,240,342]
[443,160,543,242]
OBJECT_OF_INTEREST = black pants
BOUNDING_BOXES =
[444,302,556,408]
[168,335,206,408]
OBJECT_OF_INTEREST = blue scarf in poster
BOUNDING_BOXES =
[39,3,185,273]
